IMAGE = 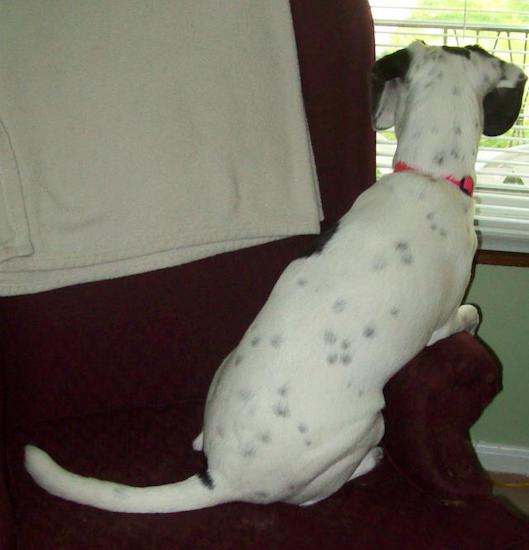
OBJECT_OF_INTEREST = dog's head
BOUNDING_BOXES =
[371,41,527,137]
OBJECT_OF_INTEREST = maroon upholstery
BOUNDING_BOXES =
[0,1,527,548]
[7,402,529,550]
[384,332,500,502]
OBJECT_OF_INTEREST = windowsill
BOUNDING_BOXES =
[475,250,529,267]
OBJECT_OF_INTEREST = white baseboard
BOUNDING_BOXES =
[474,442,529,476]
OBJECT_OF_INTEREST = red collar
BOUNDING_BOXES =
[394,161,474,196]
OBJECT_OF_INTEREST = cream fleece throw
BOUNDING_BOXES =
[0,1,321,296]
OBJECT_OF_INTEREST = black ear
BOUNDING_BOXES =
[371,48,411,130]
[483,72,527,136]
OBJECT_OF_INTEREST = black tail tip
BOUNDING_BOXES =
[197,470,214,490]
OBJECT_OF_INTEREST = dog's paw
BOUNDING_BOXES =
[459,304,480,335]
[192,432,204,452]
[428,304,481,346]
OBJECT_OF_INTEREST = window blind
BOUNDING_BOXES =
[369,1,529,252]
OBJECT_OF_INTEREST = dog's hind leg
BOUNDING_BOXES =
[427,304,480,346]
[347,446,384,481]
[193,353,232,452]
[294,453,361,507]
[295,447,383,507]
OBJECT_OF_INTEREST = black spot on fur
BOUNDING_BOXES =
[273,402,290,418]
[301,223,339,257]
[242,444,256,458]
[255,491,269,499]
[277,385,289,397]
[442,45,471,59]
[251,337,260,347]
[234,355,243,366]
[465,44,494,58]
[327,353,338,365]
[452,85,461,95]
[341,353,352,365]
[238,388,253,401]
[297,278,308,287]
[395,241,413,265]
[455,126,462,135]
[270,335,284,348]
[198,470,214,490]
[341,339,351,349]
[332,299,346,313]
[390,307,400,316]
[324,331,337,345]
[258,432,271,443]
[372,258,387,271]
[363,326,376,338]
[434,153,445,165]
[298,423,308,434]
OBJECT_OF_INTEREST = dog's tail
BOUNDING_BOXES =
[24,445,232,513]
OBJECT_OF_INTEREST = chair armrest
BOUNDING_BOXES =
[382,332,499,502]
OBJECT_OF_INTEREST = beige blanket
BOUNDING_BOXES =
[0,1,321,295]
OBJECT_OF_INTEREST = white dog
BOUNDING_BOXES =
[25,42,527,513]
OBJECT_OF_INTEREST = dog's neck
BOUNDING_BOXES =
[393,161,474,195]
[393,84,481,186]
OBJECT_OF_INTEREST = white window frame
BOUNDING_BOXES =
[369,2,529,253]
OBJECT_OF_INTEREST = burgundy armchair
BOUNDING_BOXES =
[1,2,527,548]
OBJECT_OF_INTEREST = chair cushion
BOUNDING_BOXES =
[8,401,529,549]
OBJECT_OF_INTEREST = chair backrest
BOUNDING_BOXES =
[0,0,376,428]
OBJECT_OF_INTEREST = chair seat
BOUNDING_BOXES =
[8,402,529,549]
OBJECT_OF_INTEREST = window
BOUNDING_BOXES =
[368,1,529,253]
